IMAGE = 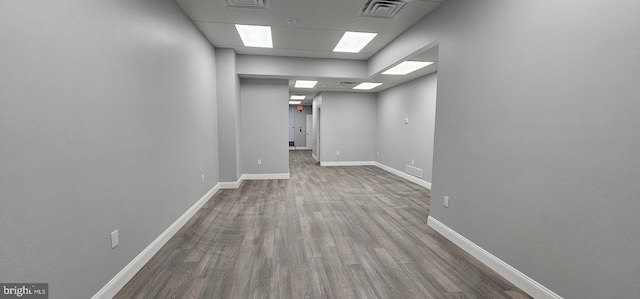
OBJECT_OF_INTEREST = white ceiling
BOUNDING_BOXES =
[287,45,438,103]
[174,0,445,103]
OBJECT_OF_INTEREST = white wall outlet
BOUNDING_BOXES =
[444,196,449,208]
[201,174,205,184]
[411,159,415,165]
[257,159,262,165]
[336,150,340,156]
[404,118,409,124]
[111,230,119,248]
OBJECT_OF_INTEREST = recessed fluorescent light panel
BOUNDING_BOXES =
[289,101,302,105]
[290,95,306,100]
[333,31,377,53]
[294,80,318,88]
[235,24,273,48]
[382,61,434,75]
[353,82,383,90]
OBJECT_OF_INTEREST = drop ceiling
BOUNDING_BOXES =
[287,45,438,103]
[174,0,445,103]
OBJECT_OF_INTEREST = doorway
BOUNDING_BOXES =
[288,105,312,150]
[306,114,313,149]
[288,106,295,147]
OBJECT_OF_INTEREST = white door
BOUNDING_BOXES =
[306,114,314,149]
[317,109,321,161]
[289,107,295,145]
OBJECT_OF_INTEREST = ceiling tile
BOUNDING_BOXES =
[299,29,344,52]
[272,26,308,49]
[174,0,230,23]
[322,78,365,90]
[195,22,242,47]
[347,16,393,32]
[269,0,316,28]
[177,0,444,94]
[382,1,441,35]
[226,6,272,25]
[360,33,396,54]
[309,0,362,30]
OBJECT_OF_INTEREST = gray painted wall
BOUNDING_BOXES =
[237,55,368,79]
[240,79,289,175]
[376,73,437,183]
[374,0,640,298]
[0,1,219,298]
[216,48,242,182]
[320,92,377,163]
[293,106,312,147]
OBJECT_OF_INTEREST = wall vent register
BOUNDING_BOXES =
[405,165,423,178]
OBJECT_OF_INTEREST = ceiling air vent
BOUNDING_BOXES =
[359,0,410,19]
[339,81,358,86]
[224,0,268,9]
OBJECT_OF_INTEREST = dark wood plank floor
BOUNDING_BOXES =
[115,150,531,299]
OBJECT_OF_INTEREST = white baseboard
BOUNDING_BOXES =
[219,175,244,189]
[289,147,312,150]
[93,171,290,298]
[320,161,376,167]
[375,162,431,189]
[243,173,290,180]
[92,185,220,299]
[426,216,563,299]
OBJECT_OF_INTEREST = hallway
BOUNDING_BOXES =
[116,150,529,298]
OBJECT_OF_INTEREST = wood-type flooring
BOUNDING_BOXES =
[115,150,531,299]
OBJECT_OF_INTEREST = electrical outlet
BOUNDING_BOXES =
[444,196,449,208]
[411,159,415,165]
[258,159,262,165]
[336,150,340,156]
[201,174,205,184]
[111,230,119,248]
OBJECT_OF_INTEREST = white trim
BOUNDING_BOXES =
[374,162,431,189]
[426,216,563,299]
[320,161,376,167]
[206,172,291,188]
[243,173,290,180]
[218,181,241,189]
[289,147,312,150]
[311,153,319,162]
[92,185,220,299]
[219,175,245,189]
